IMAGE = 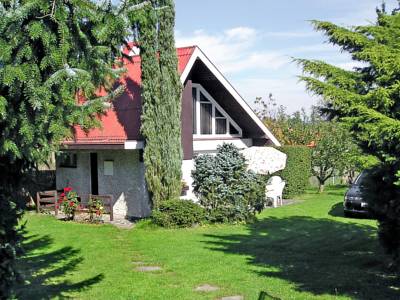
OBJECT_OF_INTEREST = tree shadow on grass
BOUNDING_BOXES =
[329,202,373,220]
[329,202,346,217]
[203,216,399,299]
[16,234,104,299]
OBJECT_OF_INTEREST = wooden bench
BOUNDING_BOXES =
[36,190,59,216]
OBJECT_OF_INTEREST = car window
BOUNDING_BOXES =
[355,170,370,185]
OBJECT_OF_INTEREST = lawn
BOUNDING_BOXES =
[16,187,399,300]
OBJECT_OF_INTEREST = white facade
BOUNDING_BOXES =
[56,150,150,218]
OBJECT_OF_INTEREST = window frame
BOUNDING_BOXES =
[58,152,78,168]
[192,83,242,138]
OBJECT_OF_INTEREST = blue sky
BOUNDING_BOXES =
[174,0,398,113]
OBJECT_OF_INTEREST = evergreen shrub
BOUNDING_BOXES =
[192,143,266,223]
[151,199,205,228]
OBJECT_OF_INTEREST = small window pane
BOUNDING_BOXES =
[200,92,211,103]
[192,88,197,134]
[229,123,239,135]
[215,108,224,118]
[216,118,227,134]
[200,103,212,134]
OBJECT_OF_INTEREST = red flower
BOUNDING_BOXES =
[69,201,74,207]
[60,192,65,197]
[64,187,72,192]
[55,204,59,209]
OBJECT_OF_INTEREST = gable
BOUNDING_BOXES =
[181,47,280,146]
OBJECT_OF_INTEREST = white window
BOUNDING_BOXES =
[104,160,114,176]
[192,84,242,137]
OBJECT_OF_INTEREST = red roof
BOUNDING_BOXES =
[65,46,195,146]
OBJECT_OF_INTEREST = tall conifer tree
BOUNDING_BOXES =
[140,0,182,207]
[297,3,400,267]
[0,0,158,296]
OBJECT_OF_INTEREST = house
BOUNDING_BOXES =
[56,45,280,218]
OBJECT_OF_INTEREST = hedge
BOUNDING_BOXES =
[151,199,205,228]
[277,146,311,198]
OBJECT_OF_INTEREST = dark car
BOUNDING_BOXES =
[344,171,370,216]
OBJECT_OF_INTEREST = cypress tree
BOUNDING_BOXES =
[139,0,182,208]
[0,0,151,296]
[297,4,400,267]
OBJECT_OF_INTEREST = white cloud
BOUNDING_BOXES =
[263,31,318,38]
[233,76,320,114]
[175,27,289,74]
[225,27,257,41]
[334,61,368,71]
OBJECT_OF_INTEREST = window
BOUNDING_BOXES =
[192,84,242,137]
[104,160,114,176]
[59,153,77,168]
[200,92,212,134]
[215,108,227,134]
[229,123,239,135]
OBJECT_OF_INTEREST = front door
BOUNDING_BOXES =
[90,153,98,195]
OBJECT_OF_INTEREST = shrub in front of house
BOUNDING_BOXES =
[192,143,266,223]
[88,197,105,223]
[58,187,79,220]
[151,199,205,228]
[276,146,311,198]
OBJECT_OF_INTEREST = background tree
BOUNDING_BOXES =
[139,0,183,208]
[255,95,372,192]
[254,95,319,146]
[310,122,350,192]
[297,4,400,267]
[0,0,166,296]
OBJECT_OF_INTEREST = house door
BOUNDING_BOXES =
[90,153,98,195]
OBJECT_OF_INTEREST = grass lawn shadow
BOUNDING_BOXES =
[329,202,345,217]
[16,234,104,299]
[203,216,399,299]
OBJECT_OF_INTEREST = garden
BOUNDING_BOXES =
[16,187,399,300]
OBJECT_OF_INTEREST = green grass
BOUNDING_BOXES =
[17,187,399,299]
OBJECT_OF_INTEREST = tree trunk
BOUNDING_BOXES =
[319,183,325,193]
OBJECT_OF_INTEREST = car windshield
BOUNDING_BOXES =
[355,171,369,185]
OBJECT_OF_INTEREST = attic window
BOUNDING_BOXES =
[192,84,242,137]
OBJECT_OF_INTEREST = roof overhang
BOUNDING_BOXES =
[180,46,281,147]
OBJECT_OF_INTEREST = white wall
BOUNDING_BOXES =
[97,150,150,218]
[193,138,252,153]
[181,159,195,201]
[56,150,151,218]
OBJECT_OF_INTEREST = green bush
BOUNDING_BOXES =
[151,199,205,228]
[277,146,311,198]
[192,143,266,223]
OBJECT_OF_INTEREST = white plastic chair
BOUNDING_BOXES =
[265,176,286,207]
